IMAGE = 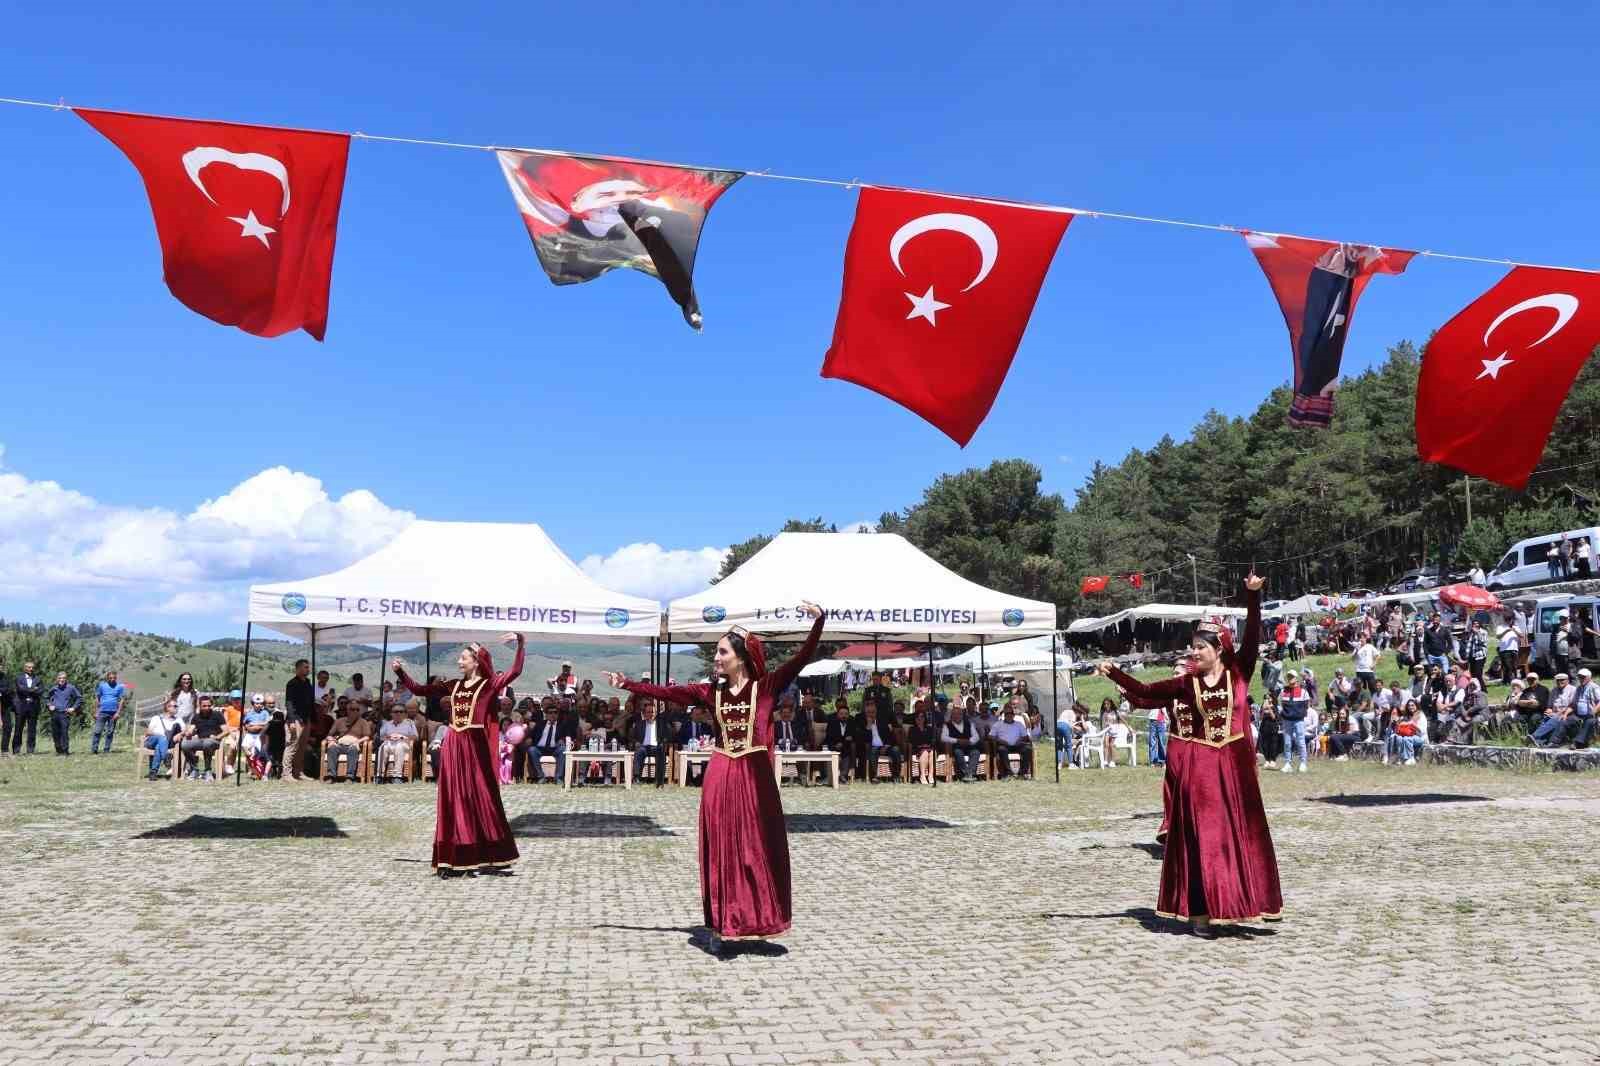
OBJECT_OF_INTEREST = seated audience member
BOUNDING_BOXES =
[973,701,999,742]
[1102,710,1133,768]
[497,710,522,784]
[989,699,1034,779]
[1351,692,1378,742]
[772,703,806,752]
[342,673,375,711]
[941,702,983,782]
[323,701,371,782]
[241,694,271,778]
[1384,701,1426,765]
[1531,673,1576,748]
[1558,668,1599,748]
[823,701,858,784]
[629,698,669,787]
[427,718,446,780]
[144,698,182,779]
[217,694,252,776]
[180,696,225,780]
[855,701,901,783]
[1326,668,1355,711]
[1512,672,1550,735]
[527,703,573,784]
[1326,707,1362,760]
[677,706,716,786]
[906,705,939,783]
[376,703,419,782]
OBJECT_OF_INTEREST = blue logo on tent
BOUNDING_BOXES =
[281,593,307,616]
[1002,608,1024,628]
[604,608,630,629]
[702,606,726,624]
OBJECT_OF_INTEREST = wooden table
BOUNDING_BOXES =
[563,749,632,789]
[676,749,712,787]
[775,750,840,789]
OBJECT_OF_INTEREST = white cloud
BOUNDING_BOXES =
[578,542,726,603]
[840,520,878,533]
[0,450,414,607]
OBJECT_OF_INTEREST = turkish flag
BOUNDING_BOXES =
[1242,232,1413,427]
[1080,575,1109,595]
[1127,573,1144,589]
[78,109,349,339]
[1417,266,1600,489]
[822,187,1072,446]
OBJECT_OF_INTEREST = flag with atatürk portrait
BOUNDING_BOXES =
[496,150,741,330]
[1241,232,1414,427]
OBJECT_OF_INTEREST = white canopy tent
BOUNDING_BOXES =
[666,532,1056,644]
[248,520,662,644]
[1064,602,1246,634]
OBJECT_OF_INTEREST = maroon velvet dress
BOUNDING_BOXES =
[396,637,523,871]
[621,614,824,940]
[1107,589,1283,924]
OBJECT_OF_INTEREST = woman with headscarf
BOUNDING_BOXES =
[605,602,826,951]
[1096,574,1282,937]
[393,633,524,877]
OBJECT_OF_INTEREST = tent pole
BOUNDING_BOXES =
[665,636,672,686]
[928,633,937,790]
[979,636,987,705]
[1052,631,1061,783]
[425,629,431,683]
[310,625,317,680]
[380,627,390,716]
[873,636,879,674]
[235,622,252,787]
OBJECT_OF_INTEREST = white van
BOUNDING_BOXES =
[1525,594,1600,673]
[1484,527,1600,591]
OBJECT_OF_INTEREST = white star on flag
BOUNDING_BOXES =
[904,285,950,326]
[1476,353,1514,380]
[227,209,276,248]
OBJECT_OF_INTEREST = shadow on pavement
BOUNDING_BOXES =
[784,814,953,834]
[593,924,790,960]
[1042,907,1278,938]
[137,815,346,840]
[508,812,673,838]
[1312,793,1491,808]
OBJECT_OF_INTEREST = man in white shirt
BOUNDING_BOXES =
[629,699,669,787]
[342,673,375,710]
[375,703,419,782]
[990,700,1033,780]
[313,670,333,705]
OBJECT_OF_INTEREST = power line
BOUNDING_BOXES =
[4,94,1600,275]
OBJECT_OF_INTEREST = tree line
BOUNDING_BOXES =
[721,342,1599,630]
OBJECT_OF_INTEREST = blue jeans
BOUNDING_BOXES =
[144,734,169,774]
[1147,721,1168,765]
[1280,717,1307,764]
[1055,723,1074,766]
[1531,714,1567,747]
[91,712,118,753]
[1426,654,1450,673]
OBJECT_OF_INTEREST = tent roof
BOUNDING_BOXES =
[248,520,661,644]
[666,532,1055,644]
[831,641,924,660]
[1063,602,1246,635]
[936,634,1073,672]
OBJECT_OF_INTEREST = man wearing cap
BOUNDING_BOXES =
[1552,614,1573,680]
[1512,671,1550,736]
[1555,668,1599,748]
[1531,673,1577,747]
[1277,669,1311,773]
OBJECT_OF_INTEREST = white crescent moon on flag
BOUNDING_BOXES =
[1482,293,1578,349]
[889,213,998,292]
[182,147,291,217]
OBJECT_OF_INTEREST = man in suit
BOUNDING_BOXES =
[853,700,901,783]
[11,662,44,755]
[628,698,670,787]
[771,703,813,786]
[861,672,893,726]
[675,706,717,785]
[527,702,576,784]
[0,666,13,757]
[823,700,857,784]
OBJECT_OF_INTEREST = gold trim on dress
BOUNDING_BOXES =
[1155,907,1284,925]
[433,857,516,870]
[713,680,759,754]
[714,745,770,759]
[720,929,789,941]
[448,676,486,732]
[1183,672,1235,745]
[1169,731,1247,749]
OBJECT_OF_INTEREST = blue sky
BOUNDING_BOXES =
[4,1,1597,641]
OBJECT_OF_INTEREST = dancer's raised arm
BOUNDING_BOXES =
[1236,574,1265,682]
[491,632,525,694]
[605,673,713,709]
[1098,660,1188,703]
[393,662,447,699]
[768,603,827,693]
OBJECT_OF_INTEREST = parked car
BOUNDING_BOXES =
[1342,587,1378,600]
[1485,527,1600,591]
[1384,566,1440,594]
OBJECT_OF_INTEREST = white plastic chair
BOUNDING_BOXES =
[1085,725,1138,768]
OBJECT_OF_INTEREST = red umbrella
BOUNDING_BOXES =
[1438,583,1501,612]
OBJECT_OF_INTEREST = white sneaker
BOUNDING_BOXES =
[1334,755,1349,762]
[1297,763,1308,774]
[1381,753,1389,765]
[1403,757,1416,766]
[1280,762,1294,773]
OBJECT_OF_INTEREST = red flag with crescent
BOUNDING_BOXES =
[78,109,349,339]
[1080,576,1109,595]
[1127,573,1144,589]
[822,187,1072,446]
[1417,266,1600,489]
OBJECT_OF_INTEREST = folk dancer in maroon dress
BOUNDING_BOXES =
[394,634,524,877]
[606,602,825,952]
[1096,575,1282,936]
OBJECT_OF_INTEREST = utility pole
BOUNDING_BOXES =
[1464,475,1473,526]
[1186,553,1199,605]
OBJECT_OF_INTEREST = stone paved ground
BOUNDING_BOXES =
[3,754,1598,1065]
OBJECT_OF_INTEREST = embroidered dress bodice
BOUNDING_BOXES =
[714,681,761,757]
[1173,673,1242,747]
[449,678,486,731]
